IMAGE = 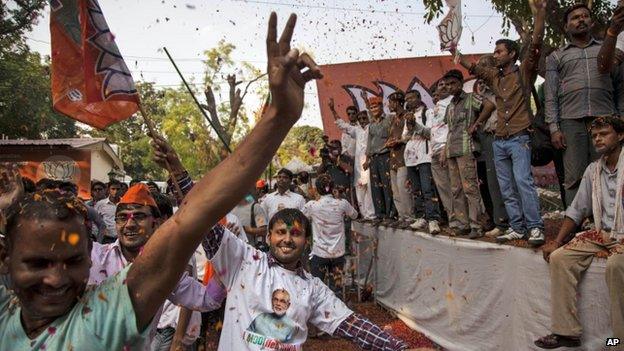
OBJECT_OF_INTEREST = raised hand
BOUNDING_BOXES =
[0,163,24,212]
[150,134,185,176]
[610,6,624,35]
[266,13,322,121]
[529,0,547,15]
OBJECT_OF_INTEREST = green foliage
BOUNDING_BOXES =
[0,1,75,139]
[276,126,325,167]
[203,40,236,89]
[0,48,77,139]
[1,0,47,50]
[92,38,268,181]
[202,39,267,144]
[160,87,222,179]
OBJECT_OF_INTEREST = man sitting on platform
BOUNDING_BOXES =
[536,116,624,349]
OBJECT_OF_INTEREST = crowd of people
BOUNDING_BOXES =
[320,2,624,349]
[2,2,624,350]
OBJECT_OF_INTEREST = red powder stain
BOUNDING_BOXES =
[82,306,92,315]
[252,252,261,261]
[47,327,56,335]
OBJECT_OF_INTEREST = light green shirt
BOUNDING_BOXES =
[0,265,150,350]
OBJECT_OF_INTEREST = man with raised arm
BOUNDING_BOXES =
[0,13,325,350]
[329,99,359,158]
[450,0,546,245]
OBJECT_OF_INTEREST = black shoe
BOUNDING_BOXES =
[454,228,471,236]
[468,229,484,239]
[534,334,581,349]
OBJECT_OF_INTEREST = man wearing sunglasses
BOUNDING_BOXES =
[86,181,107,207]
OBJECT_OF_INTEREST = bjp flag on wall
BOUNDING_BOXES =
[50,0,139,129]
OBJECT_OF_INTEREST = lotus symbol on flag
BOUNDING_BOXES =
[41,161,77,181]
[39,156,80,181]
[437,0,462,52]
[438,12,461,50]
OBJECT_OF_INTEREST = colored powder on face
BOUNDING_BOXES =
[289,220,303,236]
[68,233,80,246]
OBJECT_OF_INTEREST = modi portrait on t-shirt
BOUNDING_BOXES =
[247,288,298,343]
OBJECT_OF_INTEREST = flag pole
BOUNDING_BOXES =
[138,104,184,203]
[162,47,232,153]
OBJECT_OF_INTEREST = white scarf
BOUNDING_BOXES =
[592,147,624,239]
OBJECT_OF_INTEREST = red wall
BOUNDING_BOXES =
[316,54,483,139]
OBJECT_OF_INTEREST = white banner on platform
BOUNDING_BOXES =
[353,222,611,351]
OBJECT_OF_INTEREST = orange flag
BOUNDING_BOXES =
[50,0,139,129]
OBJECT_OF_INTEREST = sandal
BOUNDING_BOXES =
[534,334,581,349]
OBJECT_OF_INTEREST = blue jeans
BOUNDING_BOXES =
[493,134,543,234]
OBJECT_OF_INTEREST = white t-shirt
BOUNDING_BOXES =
[94,198,117,238]
[210,230,352,351]
[225,212,248,243]
[404,107,434,167]
[430,95,453,153]
[260,190,306,220]
[303,195,358,258]
[196,213,247,280]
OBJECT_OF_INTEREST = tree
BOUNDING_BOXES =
[90,40,269,181]
[0,1,77,139]
[1,0,47,51]
[200,39,267,149]
[276,126,325,168]
[0,49,77,139]
[423,0,615,52]
[89,82,168,180]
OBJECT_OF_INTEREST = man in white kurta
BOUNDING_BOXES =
[335,111,375,220]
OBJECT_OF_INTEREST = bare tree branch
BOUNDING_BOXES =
[240,73,267,101]
[202,85,226,139]
[225,73,267,143]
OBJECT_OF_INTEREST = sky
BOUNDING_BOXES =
[25,0,514,129]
